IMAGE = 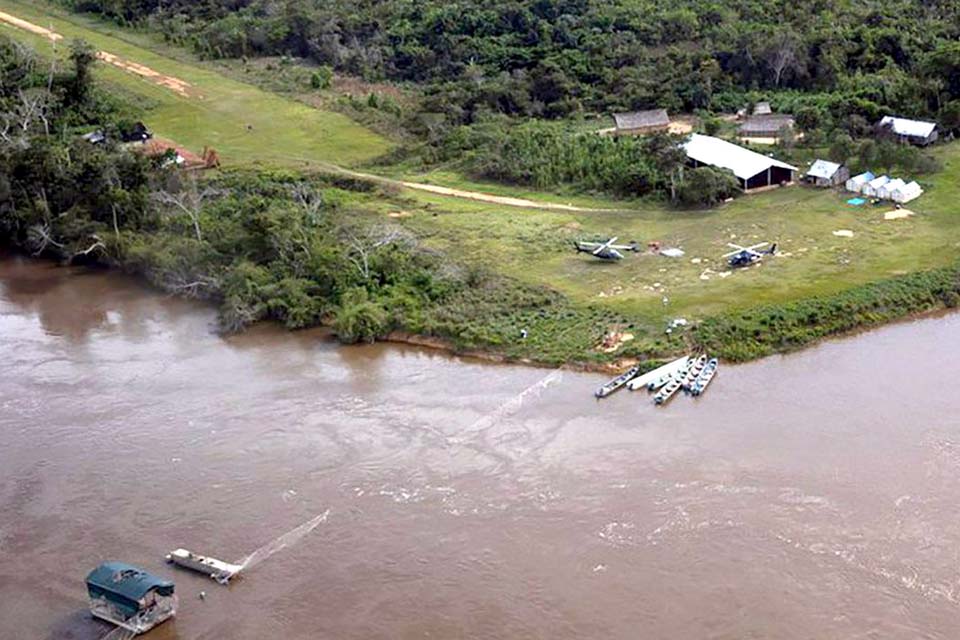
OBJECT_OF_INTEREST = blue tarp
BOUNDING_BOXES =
[847,197,866,206]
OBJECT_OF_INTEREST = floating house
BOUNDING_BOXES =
[890,180,923,204]
[863,175,891,197]
[845,171,875,193]
[876,116,938,146]
[804,159,849,187]
[612,109,670,135]
[86,562,177,635]
[683,134,797,191]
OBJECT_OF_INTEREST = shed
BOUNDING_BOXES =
[683,134,797,191]
[877,116,938,146]
[804,159,849,187]
[613,109,670,135]
[891,181,923,204]
[877,178,906,200]
[738,114,795,140]
[845,171,875,193]
[863,175,891,197]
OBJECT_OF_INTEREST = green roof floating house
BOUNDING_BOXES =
[86,562,177,635]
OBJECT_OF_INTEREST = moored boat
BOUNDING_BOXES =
[166,548,243,585]
[653,360,694,405]
[681,355,709,392]
[690,358,719,396]
[595,364,642,398]
[626,356,689,391]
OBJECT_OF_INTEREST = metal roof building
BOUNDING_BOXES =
[683,134,798,191]
[877,116,938,146]
[804,159,849,187]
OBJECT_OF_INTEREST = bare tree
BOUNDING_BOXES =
[291,182,325,226]
[152,175,220,242]
[344,225,416,280]
[767,31,805,87]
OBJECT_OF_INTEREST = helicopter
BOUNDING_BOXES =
[723,242,777,268]
[574,237,640,261]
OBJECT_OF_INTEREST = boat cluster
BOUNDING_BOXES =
[595,354,719,404]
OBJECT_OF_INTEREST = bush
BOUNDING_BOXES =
[332,288,389,343]
[310,65,333,90]
[676,166,739,207]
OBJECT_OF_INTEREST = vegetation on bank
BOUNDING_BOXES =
[0,22,959,369]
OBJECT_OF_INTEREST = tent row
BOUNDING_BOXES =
[845,171,923,204]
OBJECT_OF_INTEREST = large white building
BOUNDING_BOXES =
[683,134,797,191]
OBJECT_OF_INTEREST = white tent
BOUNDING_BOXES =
[877,178,906,200]
[863,175,890,197]
[845,171,874,193]
[891,181,923,204]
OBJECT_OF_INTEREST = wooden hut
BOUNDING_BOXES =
[612,109,670,136]
[804,159,849,187]
[738,114,795,143]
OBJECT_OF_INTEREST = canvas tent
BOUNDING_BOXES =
[877,178,906,200]
[891,181,923,204]
[863,175,891,197]
[877,116,938,146]
[683,134,797,191]
[845,171,875,192]
[805,159,849,187]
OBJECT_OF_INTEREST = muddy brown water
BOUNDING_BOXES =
[2,253,960,640]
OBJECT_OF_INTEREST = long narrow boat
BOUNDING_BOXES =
[653,360,694,405]
[166,549,243,585]
[595,364,642,398]
[680,355,709,392]
[690,358,719,396]
[626,356,689,391]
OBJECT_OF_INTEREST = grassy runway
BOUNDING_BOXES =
[0,0,390,168]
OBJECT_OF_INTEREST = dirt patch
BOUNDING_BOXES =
[399,181,606,212]
[0,10,62,42]
[0,11,195,98]
[885,209,916,221]
[96,51,194,98]
[137,137,205,167]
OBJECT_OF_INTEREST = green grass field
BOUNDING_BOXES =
[400,142,960,340]
[0,0,390,168]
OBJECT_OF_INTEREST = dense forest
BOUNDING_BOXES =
[60,0,960,126]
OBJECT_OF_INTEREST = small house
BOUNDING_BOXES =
[612,109,670,136]
[738,114,795,143]
[877,178,906,200]
[86,562,177,634]
[863,175,891,197]
[683,134,797,191]
[845,171,874,193]
[891,181,923,204]
[804,159,849,187]
[876,116,938,146]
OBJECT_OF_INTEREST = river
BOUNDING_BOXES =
[1,253,959,640]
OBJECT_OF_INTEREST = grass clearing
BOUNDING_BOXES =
[0,0,390,168]
[400,142,960,347]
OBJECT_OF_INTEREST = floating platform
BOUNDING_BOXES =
[166,548,242,585]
